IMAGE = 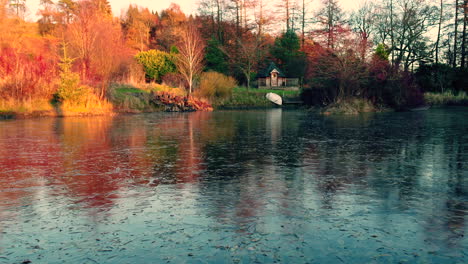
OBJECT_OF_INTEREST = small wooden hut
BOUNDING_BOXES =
[256,62,299,90]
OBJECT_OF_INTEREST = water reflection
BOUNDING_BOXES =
[0,109,467,263]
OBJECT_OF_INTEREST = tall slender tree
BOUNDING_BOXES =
[453,0,459,67]
[350,1,376,60]
[435,0,443,64]
[316,0,344,49]
[176,21,205,94]
[461,0,467,68]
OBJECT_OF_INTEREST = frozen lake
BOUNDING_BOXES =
[0,108,467,263]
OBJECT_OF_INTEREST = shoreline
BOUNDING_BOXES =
[2,101,465,120]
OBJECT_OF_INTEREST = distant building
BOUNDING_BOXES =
[256,62,299,90]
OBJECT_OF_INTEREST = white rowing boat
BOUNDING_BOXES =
[265,93,282,106]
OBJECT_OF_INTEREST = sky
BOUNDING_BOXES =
[26,0,367,20]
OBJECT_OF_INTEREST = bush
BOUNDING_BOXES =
[381,71,425,109]
[197,72,236,101]
[134,49,176,82]
[0,46,58,100]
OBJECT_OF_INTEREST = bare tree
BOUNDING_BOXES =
[350,1,377,60]
[227,33,265,89]
[277,0,292,31]
[316,0,344,49]
[177,22,205,95]
[435,0,443,64]
[373,0,437,70]
[300,0,312,47]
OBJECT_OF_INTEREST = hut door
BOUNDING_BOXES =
[271,72,278,87]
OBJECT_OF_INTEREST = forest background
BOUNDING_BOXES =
[0,0,467,115]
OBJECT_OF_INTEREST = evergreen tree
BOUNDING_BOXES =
[270,30,305,79]
[205,37,228,74]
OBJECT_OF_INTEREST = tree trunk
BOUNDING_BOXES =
[436,0,443,64]
[243,0,247,29]
[301,0,305,47]
[461,0,467,68]
[286,0,290,31]
[390,0,395,66]
[236,1,240,37]
[328,2,331,49]
[215,0,222,43]
[453,0,459,67]
[258,0,263,37]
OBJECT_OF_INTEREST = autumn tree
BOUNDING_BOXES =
[57,0,76,25]
[0,0,6,19]
[254,0,276,36]
[9,0,25,18]
[306,29,370,103]
[176,22,205,94]
[66,0,128,98]
[38,0,56,35]
[121,5,157,51]
[224,32,262,89]
[157,3,187,50]
[198,0,226,42]
[315,0,345,49]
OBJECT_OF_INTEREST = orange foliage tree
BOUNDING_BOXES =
[121,5,157,51]
[157,3,187,50]
[66,0,130,99]
[0,0,59,101]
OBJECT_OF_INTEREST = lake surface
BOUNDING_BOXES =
[0,108,467,263]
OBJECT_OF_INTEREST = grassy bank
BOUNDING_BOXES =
[424,91,468,106]
[214,87,301,109]
[0,95,113,118]
[1,85,302,118]
[0,83,189,118]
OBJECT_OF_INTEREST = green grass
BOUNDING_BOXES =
[233,87,300,96]
[109,84,155,112]
[214,86,301,109]
[424,91,468,106]
[0,98,54,113]
[113,86,149,95]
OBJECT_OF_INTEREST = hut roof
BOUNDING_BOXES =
[257,62,286,78]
